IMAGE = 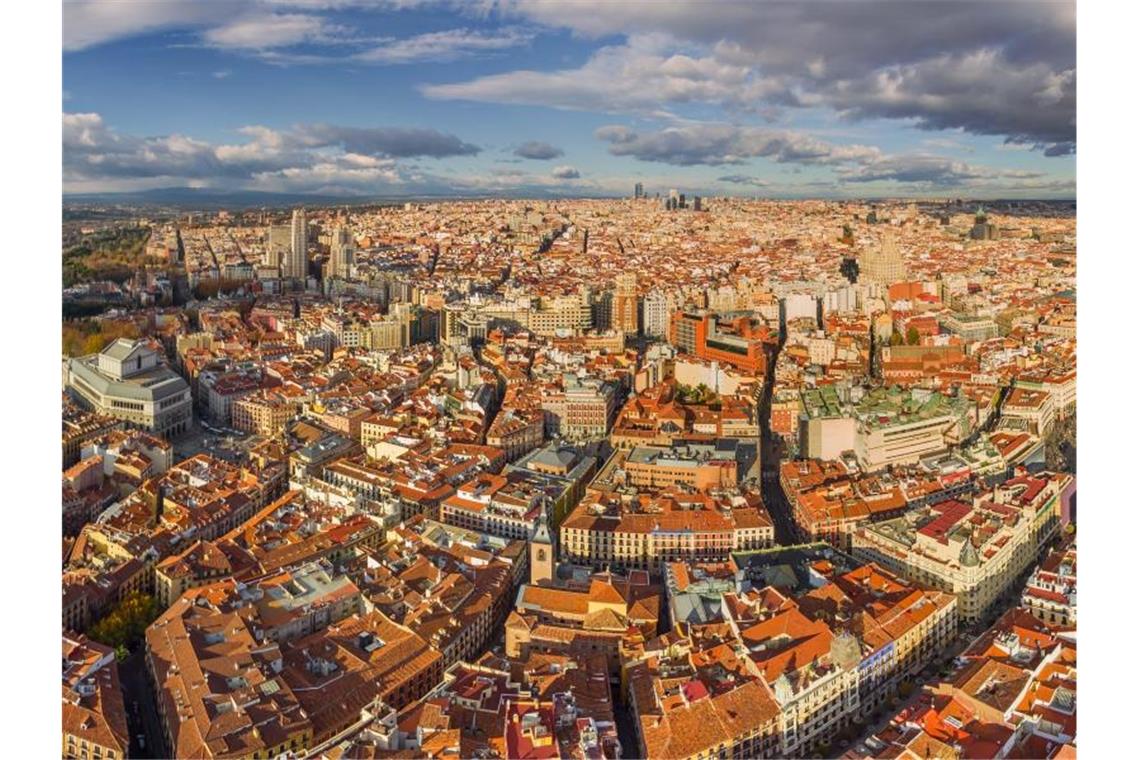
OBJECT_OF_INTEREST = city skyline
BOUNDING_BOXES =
[55,4,1085,759]
[64,0,1075,199]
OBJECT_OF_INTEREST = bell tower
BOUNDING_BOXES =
[529,512,554,586]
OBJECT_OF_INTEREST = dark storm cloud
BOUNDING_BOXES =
[837,154,1044,186]
[434,1,1076,151]
[717,174,769,187]
[295,124,481,158]
[513,140,564,160]
[62,113,479,189]
[595,124,880,168]
[1042,141,1076,157]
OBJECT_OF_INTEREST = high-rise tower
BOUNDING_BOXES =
[326,225,354,280]
[289,208,308,281]
[265,224,291,268]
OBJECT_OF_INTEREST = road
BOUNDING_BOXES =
[841,629,976,758]
[612,688,641,759]
[119,649,166,759]
[757,331,801,545]
[838,532,1068,758]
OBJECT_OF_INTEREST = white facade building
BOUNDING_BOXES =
[66,339,192,439]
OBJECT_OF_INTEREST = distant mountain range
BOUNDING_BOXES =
[63,187,415,209]
[62,186,619,210]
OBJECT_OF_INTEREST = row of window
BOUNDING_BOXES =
[64,735,117,760]
[159,393,188,409]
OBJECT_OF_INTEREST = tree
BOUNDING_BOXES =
[88,592,160,652]
[62,318,143,357]
[83,333,107,355]
[193,280,221,300]
[889,331,904,347]
[906,326,921,345]
[1044,413,1076,474]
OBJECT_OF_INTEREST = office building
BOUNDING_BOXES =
[288,208,308,280]
[326,224,354,280]
[265,224,291,268]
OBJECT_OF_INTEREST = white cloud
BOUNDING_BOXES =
[354,27,533,64]
[64,0,232,51]
[203,12,344,49]
[423,39,776,114]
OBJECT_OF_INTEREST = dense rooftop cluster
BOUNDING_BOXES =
[61,198,1075,759]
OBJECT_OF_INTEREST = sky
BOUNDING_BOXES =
[62,0,1076,199]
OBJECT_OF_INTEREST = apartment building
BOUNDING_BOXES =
[62,635,129,760]
[560,492,774,574]
[851,472,1071,622]
[232,389,301,435]
[541,374,618,441]
[1021,544,1077,628]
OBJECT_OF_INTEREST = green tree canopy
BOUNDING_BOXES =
[88,592,160,652]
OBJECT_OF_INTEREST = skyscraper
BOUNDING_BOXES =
[265,224,291,268]
[634,182,644,199]
[326,225,355,280]
[288,208,308,281]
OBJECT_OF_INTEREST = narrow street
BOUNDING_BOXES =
[119,649,165,759]
[758,331,800,545]
[842,630,976,757]
[612,687,641,760]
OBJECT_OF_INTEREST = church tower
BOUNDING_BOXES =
[529,513,554,586]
